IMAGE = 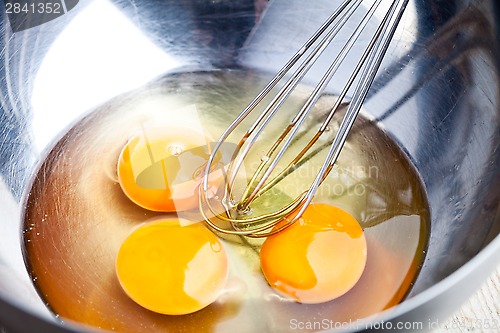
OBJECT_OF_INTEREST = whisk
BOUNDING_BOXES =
[199,0,409,237]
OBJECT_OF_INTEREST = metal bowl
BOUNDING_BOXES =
[0,0,498,332]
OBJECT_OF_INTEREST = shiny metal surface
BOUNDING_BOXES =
[0,0,499,332]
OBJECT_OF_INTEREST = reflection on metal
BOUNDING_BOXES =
[0,0,498,332]
[31,0,180,151]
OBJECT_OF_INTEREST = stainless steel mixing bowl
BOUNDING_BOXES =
[0,0,499,332]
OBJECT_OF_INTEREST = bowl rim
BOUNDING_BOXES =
[1,232,499,333]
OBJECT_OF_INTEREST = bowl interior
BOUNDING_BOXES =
[0,0,499,332]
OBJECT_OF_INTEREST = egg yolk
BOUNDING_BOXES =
[260,203,367,304]
[115,218,229,315]
[117,127,222,212]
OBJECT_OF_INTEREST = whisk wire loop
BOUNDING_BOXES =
[200,0,409,237]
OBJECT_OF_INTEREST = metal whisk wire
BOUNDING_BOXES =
[199,0,409,237]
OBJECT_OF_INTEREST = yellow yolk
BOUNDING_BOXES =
[117,127,221,212]
[115,218,229,315]
[260,203,367,304]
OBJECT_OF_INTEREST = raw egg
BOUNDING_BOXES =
[260,203,367,304]
[115,218,229,315]
[117,127,222,212]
